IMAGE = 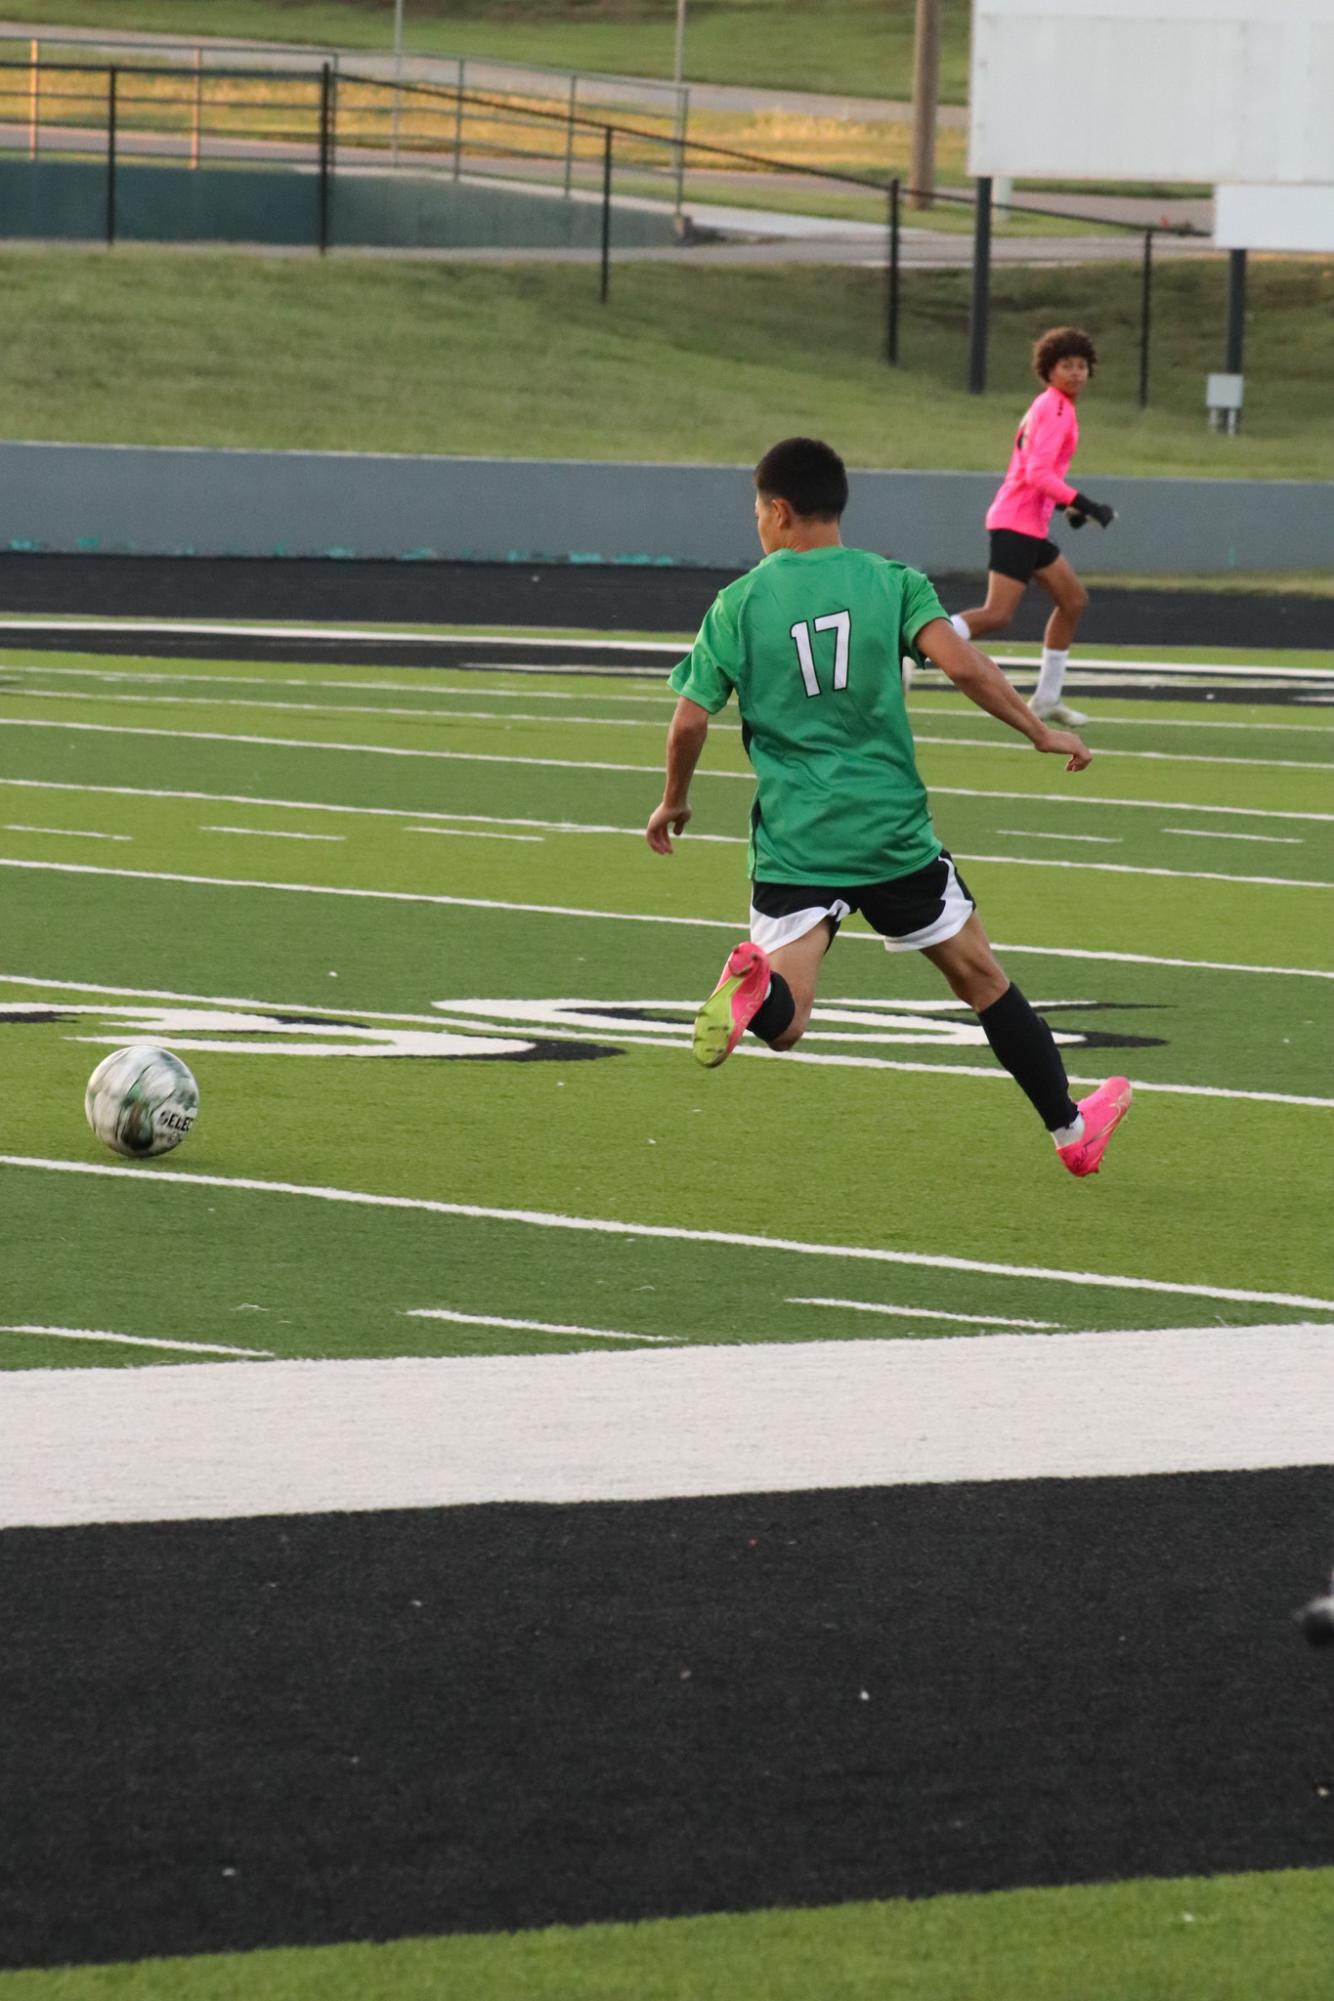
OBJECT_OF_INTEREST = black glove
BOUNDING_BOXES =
[1066,510,1087,530]
[1071,492,1114,528]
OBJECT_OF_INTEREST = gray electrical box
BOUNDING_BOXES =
[1206,372,1245,435]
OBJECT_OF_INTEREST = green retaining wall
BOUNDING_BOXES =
[0,156,677,251]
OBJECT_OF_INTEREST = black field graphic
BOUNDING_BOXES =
[3,1471,1333,1971]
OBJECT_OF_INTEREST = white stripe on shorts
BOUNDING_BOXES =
[881,854,974,953]
[748,896,853,954]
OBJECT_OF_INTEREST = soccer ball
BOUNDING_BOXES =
[85,1045,199,1159]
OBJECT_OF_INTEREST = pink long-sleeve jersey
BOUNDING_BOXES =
[985,383,1079,538]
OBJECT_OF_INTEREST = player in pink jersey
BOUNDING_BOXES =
[946,327,1116,726]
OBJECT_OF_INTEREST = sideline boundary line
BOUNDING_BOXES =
[405,1309,672,1345]
[0,1322,273,1358]
[3,1154,1333,1314]
[2,622,1330,678]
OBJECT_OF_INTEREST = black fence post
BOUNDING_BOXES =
[886,177,901,365]
[600,125,613,304]
[967,175,992,394]
[105,65,117,248]
[1225,246,1246,374]
[318,61,332,254]
[1138,228,1153,408]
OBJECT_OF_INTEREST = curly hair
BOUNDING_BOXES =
[1032,325,1098,381]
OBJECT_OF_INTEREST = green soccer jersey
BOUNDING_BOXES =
[668,545,947,885]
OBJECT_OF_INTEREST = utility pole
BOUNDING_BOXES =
[391,0,405,167]
[910,0,940,211]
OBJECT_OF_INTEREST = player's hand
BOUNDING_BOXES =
[1066,509,1087,530]
[1035,727,1092,772]
[646,801,691,853]
[1071,492,1115,529]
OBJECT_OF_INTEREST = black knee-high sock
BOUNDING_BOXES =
[749,972,795,1045]
[977,983,1078,1132]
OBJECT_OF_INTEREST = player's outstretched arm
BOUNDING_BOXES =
[915,618,1092,772]
[646,696,711,852]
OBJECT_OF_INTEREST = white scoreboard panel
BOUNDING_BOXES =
[969,0,1334,186]
[1215,185,1334,252]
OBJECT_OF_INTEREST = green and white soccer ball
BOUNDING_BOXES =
[84,1045,199,1159]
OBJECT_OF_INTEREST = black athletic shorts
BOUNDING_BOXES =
[988,527,1060,583]
[749,851,975,956]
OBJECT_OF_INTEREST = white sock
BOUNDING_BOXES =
[949,612,971,640]
[1033,647,1070,709]
[1051,1113,1085,1149]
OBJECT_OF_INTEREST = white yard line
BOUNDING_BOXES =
[4,686,686,732]
[787,1297,1062,1329]
[10,664,1333,727]
[1163,827,1302,846]
[201,824,345,842]
[911,733,1334,774]
[3,663,677,705]
[408,826,544,844]
[932,784,1333,825]
[3,823,131,842]
[0,619,682,654]
[0,1323,273,1358]
[3,714,1332,778]
[739,1049,1332,1108]
[2,851,1326,934]
[910,705,1334,736]
[1,869,1332,995]
[990,941,1334,981]
[405,1309,672,1344]
[18,682,1329,741]
[2,770,1330,831]
[4,1326,1333,1527]
[994,829,1121,844]
[955,851,1329,890]
[3,1153,1332,1313]
[0,626,1326,678]
[0,714,671,776]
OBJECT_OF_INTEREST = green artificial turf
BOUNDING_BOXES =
[3,1,975,103]
[1,646,1331,1371]
[2,1868,1332,2000]
[2,248,1332,476]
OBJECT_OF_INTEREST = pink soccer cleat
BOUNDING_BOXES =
[692,942,772,1069]
[1057,1076,1133,1178]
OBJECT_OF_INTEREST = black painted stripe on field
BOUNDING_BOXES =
[2,1470,1333,1971]
[0,553,1330,649]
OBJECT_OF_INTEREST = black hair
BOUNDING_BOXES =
[753,436,849,520]
[1032,325,1098,381]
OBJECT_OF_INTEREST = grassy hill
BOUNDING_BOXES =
[3,246,1330,478]
[0,1,974,102]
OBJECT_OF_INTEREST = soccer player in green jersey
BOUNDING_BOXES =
[645,437,1132,1177]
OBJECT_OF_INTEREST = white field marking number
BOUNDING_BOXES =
[791,611,852,697]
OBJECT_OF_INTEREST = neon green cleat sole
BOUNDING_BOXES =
[692,942,771,1069]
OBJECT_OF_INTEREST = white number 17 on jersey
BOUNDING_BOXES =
[790,610,851,697]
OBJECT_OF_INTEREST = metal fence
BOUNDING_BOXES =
[0,55,1220,405]
[0,31,691,144]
